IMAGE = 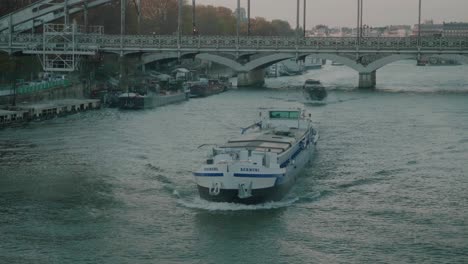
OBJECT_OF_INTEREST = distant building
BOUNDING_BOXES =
[233,8,247,23]
[305,30,315,37]
[383,25,411,37]
[314,25,329,37]
[443,22,468,37]
[349,27,381,37]
[413,20,443,36]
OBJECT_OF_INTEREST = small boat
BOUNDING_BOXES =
[303,79,327,101]
[193,108,319,204]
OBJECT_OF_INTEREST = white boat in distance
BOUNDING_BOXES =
[193,108,319,204]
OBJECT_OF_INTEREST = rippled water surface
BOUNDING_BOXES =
[1,61,468,263]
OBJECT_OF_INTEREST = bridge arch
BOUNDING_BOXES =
[195,53,243,72]
[365,53,468,72]
[141,52,198,64]
[242,53,366,72]
[243,53,295,72]
[142,52,179,64]
[300,53,366,72]
[365,54,417,73]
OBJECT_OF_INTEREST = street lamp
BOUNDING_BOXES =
[356,0,360,43]
[418,0,422,42]
[192,0,198,35]
[247,0,251,36]
[303,0,307,38]
[296,0,300,39]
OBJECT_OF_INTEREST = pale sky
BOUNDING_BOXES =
[197,0,468,28]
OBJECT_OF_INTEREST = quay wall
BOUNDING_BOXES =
[0,83,86,106]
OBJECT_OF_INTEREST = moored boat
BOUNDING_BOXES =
[118,90,189,110]
[193,108,319,204]
[188,78,225,98]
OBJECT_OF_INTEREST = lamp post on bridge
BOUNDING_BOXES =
[192,0,198,35]
[356,0,363,47]
[121,0,126,37]
[247,0,251,36]
[64,0,69,26]
[356,0,359,43]
[236,0,240,49]
[296,0,300,40]
[418,0,422,47]
[303,0,307,38]
[178,0,183,44]
[83,0,88,33]
[360,0,363,39]
[137,0,141,34]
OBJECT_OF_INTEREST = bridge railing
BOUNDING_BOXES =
[1,33,468,52]
[96,35,468,51]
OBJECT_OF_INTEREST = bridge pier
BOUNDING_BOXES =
[237,69,265,87]
[119,55,128,91]
[358,71,376,89]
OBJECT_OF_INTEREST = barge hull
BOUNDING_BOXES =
[197,180,295,204]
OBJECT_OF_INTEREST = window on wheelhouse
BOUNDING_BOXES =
[269,111,300,119]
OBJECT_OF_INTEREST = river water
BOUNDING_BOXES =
[1,61,467,263]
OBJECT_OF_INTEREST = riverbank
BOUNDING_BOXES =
[0,99,100,128]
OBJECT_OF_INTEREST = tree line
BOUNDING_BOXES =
[0,0,295,36]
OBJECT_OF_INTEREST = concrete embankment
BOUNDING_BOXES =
[0,80,100,128]
[0,99,101,128]
[0,81,86,106]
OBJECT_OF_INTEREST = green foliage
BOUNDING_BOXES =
[1,0,293,36]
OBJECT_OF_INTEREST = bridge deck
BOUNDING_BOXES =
[1,34,467,54]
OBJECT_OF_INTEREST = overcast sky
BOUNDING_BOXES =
[197,0,468,28]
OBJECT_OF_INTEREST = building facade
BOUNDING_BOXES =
[443,22,468,37]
